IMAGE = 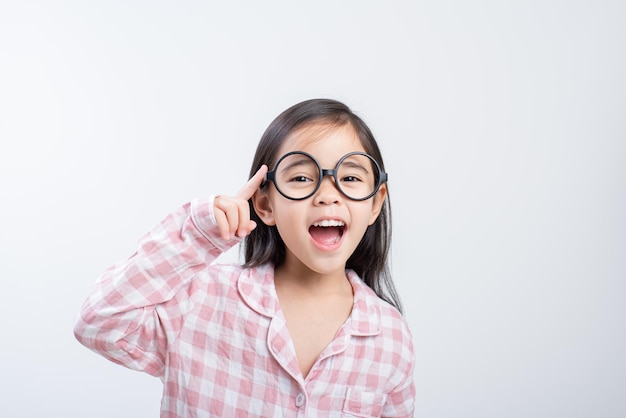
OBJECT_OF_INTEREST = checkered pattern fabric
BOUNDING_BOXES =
[74,196,415,417]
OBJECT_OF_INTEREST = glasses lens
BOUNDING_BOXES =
[274,153,320,199]
[337,153,379,200]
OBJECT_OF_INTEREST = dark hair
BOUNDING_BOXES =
[242,98,402,313]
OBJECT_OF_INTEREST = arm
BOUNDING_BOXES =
[383,366,416,418]
[383,318,416,417]
[73,166,268,377]
[73,196,236,376]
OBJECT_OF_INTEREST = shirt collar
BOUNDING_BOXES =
[237,263,280,317]
[346,270,382,336]
[237,265,382,337]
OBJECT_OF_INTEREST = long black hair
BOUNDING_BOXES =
[242,98,402,313]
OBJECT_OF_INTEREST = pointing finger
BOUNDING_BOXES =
[235,165,268,200]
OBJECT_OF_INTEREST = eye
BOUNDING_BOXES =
[290,175,314,183]
[341,175,362,182]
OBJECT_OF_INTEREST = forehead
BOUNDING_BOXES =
[277,123,366,165]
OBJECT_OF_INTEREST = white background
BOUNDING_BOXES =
[1,1,625,417]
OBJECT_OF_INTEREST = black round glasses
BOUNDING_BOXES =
[263,151,388,201]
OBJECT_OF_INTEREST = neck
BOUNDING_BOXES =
[274,258,350,296]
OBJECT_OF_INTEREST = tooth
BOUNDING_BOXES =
[314,220,344,227]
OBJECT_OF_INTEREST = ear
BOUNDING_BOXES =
[251,189,276,226]
[368,184,387,225]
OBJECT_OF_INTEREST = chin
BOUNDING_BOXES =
[302,257,349,276]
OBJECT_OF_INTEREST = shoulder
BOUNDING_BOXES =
[190,262,277,308]
[373,294,414,358]
[195,261,273,289]
[347,271,414,352]
[346,271,415,395]
[182,261,261,304]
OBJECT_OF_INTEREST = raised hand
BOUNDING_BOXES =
[213,165,268,240]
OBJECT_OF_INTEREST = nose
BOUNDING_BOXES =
[314,174,340,205]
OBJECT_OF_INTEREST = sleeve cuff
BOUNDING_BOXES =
[190,195,241,253]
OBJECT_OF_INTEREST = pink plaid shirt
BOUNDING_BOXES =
[74,196,415,417]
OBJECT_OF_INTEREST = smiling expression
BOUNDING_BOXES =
[252,122,387,279]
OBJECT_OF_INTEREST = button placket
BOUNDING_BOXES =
[295,392,305,407]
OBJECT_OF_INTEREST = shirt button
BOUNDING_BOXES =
[295,393,305,407]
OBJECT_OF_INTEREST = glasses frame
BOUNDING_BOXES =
[264,151,388,201]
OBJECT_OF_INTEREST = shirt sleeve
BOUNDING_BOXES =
[383,363,416,417]
[73,196,239,377]
[383,319,416,417]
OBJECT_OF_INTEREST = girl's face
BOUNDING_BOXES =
[252,123,387,279]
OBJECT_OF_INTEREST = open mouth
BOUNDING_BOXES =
[309,220,345,246]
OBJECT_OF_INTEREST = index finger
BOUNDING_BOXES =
[235,165,268,200]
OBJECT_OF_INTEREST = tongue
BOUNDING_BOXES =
[309,226,342,245]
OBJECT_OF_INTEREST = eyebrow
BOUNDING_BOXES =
[278,157,316,174]
[339,159,370,174]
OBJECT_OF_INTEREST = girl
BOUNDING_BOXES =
[74,98,415,417]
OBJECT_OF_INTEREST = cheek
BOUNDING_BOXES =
[346,205,376,239]
[368,193,386,225]
[272,203,305,230]
[357,202,379,227]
